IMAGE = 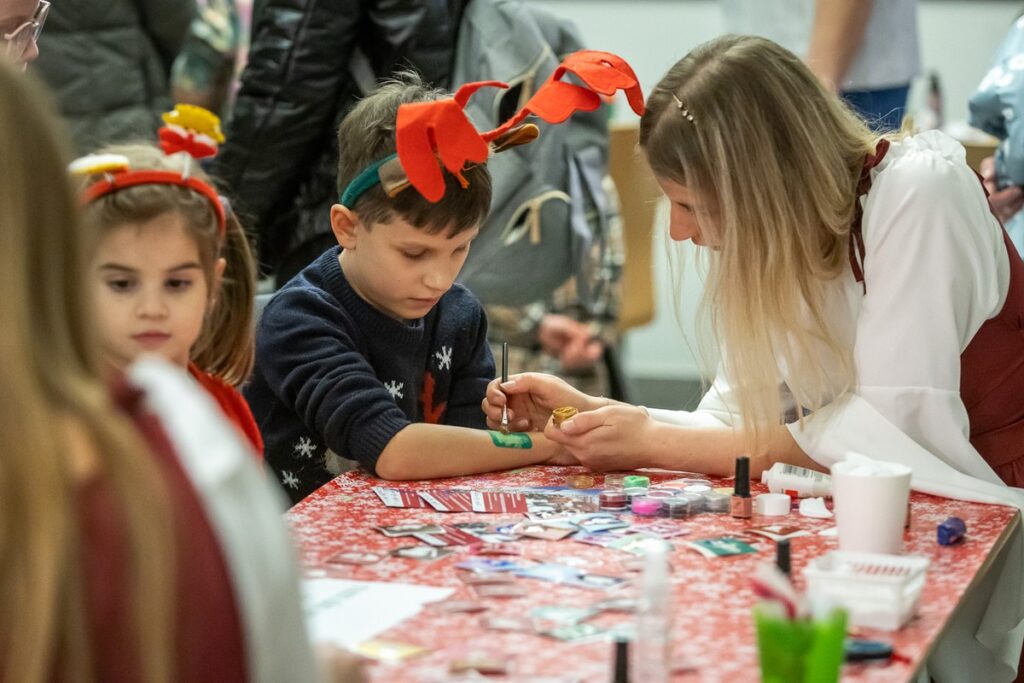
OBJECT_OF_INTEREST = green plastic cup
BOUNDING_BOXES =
[754,605,847,683]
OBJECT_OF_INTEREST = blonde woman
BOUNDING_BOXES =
[0,61,360,682]
[486,36,1024,680]
[485,35,1024,503]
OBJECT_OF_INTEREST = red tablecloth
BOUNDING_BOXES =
[288,466,1020,682]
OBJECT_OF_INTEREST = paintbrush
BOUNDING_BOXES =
[500,341,510,434]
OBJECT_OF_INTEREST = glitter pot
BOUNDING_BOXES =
[599,489,629,511]
[645,488,679,500]
[683,483,712,495]
[702,491,731,513]
[632,496,663,516]
[566,474,596,489]
[551,406,578,426]
[622,475,650,489]
[604,473,628,489]
[624,487,649,503]
[677,492,705,513]
[663,497,692,519]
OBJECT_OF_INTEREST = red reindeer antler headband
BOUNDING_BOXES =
[71,105,228,235]
[340,50,645,206]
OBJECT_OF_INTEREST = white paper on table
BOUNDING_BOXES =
[302,578,454,649]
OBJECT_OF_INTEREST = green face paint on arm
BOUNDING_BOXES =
[488,430,532,449]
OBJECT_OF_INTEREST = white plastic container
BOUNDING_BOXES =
[632,545,671,682]
[803,551,930,630]
[760,463,832,498]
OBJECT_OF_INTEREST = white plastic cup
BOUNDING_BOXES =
[831,458,912,555]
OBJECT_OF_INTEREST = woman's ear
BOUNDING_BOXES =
[330,204,360,250]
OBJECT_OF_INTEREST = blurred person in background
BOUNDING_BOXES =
[33,0,194,152]
[1,0,48,67]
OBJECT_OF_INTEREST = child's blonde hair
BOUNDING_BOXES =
[82,146,257,386]
[640,35,879,451]
[0,63,174,682]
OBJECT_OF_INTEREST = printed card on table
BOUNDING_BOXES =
[541,623,607,642]
[685,536,758,558]
[746,525,811,541]
[376,522,443,537]
[419,489,474,512]
[471,490,529,513]
[608,534,674,557]
[412,525,481,547]
[456,558,530,573]
[372,486,431,509]
[630,520,690,539]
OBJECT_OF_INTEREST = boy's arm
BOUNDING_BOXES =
[258,293,412,475]
[375,426,567,481]
[444,302,495,428]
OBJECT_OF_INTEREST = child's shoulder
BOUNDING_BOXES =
[262,257,349,326]
[437,282,485,316]
[430,284,488,345]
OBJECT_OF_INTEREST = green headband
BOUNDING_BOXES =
[339,153,397,208]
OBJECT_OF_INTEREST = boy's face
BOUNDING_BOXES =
[338,212,478,321]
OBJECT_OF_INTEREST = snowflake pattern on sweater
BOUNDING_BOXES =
[245,248,495,504]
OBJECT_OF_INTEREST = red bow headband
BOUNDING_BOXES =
[340,50,645,206]
[71,105,228,235]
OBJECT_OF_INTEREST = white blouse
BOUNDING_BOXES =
[649,131,1022,509]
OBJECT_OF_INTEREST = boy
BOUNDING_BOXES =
[246,74,571,503]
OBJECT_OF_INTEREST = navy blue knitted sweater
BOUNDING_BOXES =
[245,248,495,503]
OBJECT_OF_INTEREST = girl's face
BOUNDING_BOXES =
[92,211,224,370]
[656,175,719,247]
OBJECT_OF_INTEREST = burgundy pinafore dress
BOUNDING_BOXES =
[851,140,1024,488]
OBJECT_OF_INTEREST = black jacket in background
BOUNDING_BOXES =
[213,0,467,281]
[33,0,194,154]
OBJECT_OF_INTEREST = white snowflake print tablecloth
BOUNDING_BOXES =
[287,466,1020,682]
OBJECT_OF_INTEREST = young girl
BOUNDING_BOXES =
[0,60,340,683]
[75,111,263,456]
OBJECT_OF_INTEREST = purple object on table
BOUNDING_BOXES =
[937,517,967,545]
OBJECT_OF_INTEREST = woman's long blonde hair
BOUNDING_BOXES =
[640,35,880,450]
[81,145,257,386]
[0,63,174,681]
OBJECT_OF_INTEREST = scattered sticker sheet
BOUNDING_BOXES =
[412,525,482,547]
[372,486,431,508]
[471,490,529,513]
[746,524,811,542]
[419,489,475,512]
[685,536,759,558]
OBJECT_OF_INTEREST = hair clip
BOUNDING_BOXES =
[71,104,228,235]
[671,94,695,123]
[340,49,646,206]
[159,104,225,159]
[68,153,131,176]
